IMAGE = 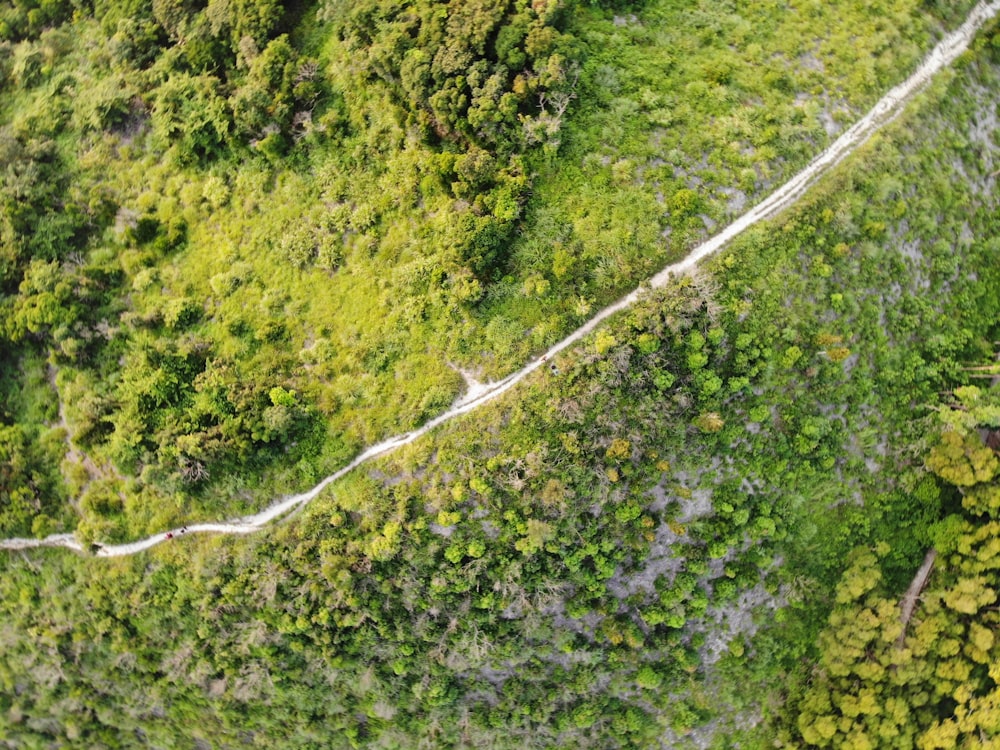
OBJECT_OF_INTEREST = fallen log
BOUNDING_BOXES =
[896,548,938,648]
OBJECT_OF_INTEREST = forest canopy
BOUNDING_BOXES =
[779,385,1000,748]
[1,0,999,747]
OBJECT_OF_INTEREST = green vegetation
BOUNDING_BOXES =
[2,0,1000,747]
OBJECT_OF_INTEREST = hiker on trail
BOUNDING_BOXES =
[166,532,173,540]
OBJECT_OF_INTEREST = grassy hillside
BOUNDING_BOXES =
[2,9,1000,746]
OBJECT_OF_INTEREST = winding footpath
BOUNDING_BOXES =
[4,0,1000,558]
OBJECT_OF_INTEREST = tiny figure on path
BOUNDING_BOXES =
[166,532,173,540]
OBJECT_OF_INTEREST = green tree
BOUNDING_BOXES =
[152,73,232,159]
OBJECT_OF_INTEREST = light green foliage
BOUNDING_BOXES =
[605,438,630,461]
[436,509,460,527]
[781,345,803,369]
[8,259,77,340]
[593,328,617,355]
[268,385,296,407]
[927,430,998,487]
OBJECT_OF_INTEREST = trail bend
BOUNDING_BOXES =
[3,0,998,558]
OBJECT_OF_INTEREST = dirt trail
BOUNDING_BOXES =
[3,0,998,558]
